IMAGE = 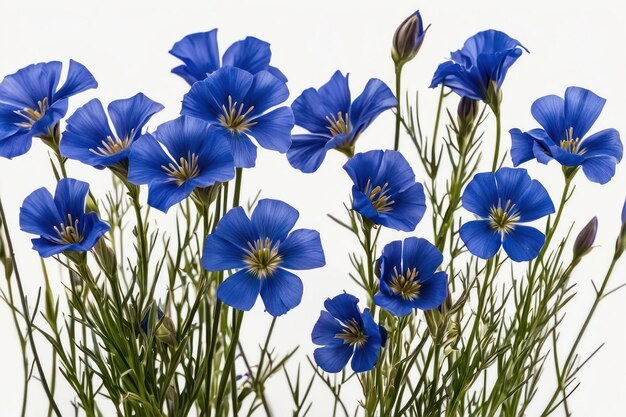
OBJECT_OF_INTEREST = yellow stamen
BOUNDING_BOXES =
[364,180,394,213]
[243,237,282,279]
[162,152,200,186]
[218,95,257,133]
[389,267,421,301]
[13,97,49,129]
[89,129,135,157]
[335,318,368,348]
[52,213,83,244]
[326,112,351,137]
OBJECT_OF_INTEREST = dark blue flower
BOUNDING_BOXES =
[127,116,235,213]
[343,150,426,232]
[19,178,109,258]
[0,60,97,158]
[430,30,527,106]
[203,199,325,317]
[460,168,555,262]
[181,66,293,168]
[311,293,387,373]
[170,29,287,86]
[374,238,448,317]
[287,71,397,173]
[60,93,163,169]
[510,87,622,184]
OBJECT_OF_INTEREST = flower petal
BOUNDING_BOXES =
[108,93,164,141]
[530,94,565,143]
[312,311,344,346]
[222,36,272,77]
[313,344,353,373]
[202,234,247,271]
[53,178,89,222]
[581,156,620,184]
[459,220,502,259]
[212,206,257,249]
[260,268,303,316]
[564,87,605,139]
[462,172,498,218]
[324,293,362,325]
[580,128,622,161]
[402,237,443,277]
[516,179,554,222]
[19,187,63,237]
[216,269,262,311]
[169,30,220,85]
[286,133,330,173]
[244,71,289,117]
[413,271,448,311]
[127,134,171,185]
[279,229,325,270]
[249,106,293,152]
[54,60,98,102]
[225,131,257,168]
[349,78,397,132]
[251,199,298,242]
[502,225,545,262]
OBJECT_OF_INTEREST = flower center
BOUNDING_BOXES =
[325,112,351,137]
[52,213,83,244]
[218,95,257,133]
[13,97,49,129]
[560,127,585,155]
[89,129,134,157]
[489,200,520,234]
[389,267,421,300]
[243,238,282,279]
[162,152,200,186]
[335,318,368,348]
[364,180,394,213]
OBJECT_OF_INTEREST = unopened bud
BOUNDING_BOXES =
[457,97,479,126]
[616,198,626,258]
[141,306,177,347]
[392,10,427,66]
[93,239,117,277]
[573,217,598,261]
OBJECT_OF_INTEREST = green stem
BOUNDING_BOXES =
[0,196,62,417]
[215,310,244,415]
[233,168,243,208]
[129,186,149,294]
[393,64,403,151]
[491,109,501,172]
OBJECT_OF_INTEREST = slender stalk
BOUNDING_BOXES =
[491,109,501,172]
[432,86,445,154]
[393,64,403,151]
[0,196,62,417]
[233,168,243,208]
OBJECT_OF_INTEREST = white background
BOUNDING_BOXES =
[1,0,625,415]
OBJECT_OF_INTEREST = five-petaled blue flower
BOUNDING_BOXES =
[60,93,164,169]
[343,150,426,232]
[181,66,294,168]
[170,29,287,86]
[128,116,235,213]
[430,30,527,107]
[203,199,325,317]
[311,293,387,373]
[287,71,397,173]
[510,87,623,184]
[460,167,555,262]
[19,178,109,258]
[374,238,448,317]
[0,60,97,158]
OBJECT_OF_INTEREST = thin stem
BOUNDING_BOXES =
[0,196,62,417]
[233,168,243,208]
[393,64,403,151]
[491,109,501,172]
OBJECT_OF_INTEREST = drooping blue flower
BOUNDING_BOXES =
[0,60,97,158]
[288,71,397,173]
[127,116,235,213]
[311,293,387,373]
[510,87,623,184]
[343,150,426,232]
[460,167,555,262]
[60,93,164,169]
[374,238,448,317]
[19,178,109,258]
[430,30,527,107]
[170,29,287,86]
[203,199,325,317]
[181,66,293,168]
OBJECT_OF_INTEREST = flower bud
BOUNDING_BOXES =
[93,239,117,277]
[457,97,479,126]
[392,10,427,66]
[616,198,626,258]
[141,306,178,347]
[573,217,598,261]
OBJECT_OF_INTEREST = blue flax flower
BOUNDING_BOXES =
[430,30,527,107]
[128,116,235,213]
[182,66,293,168]
[170,29,286,86]
[203,199,325,316]
[460,167,554,262]
[374,238,448,317]
[287,71,397,173]
[60,93,164,169]
[19,178,109,258]
[510,87,622,184]
[0,60,97,158]
[343,150,426,232]
[311,293,387,373]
